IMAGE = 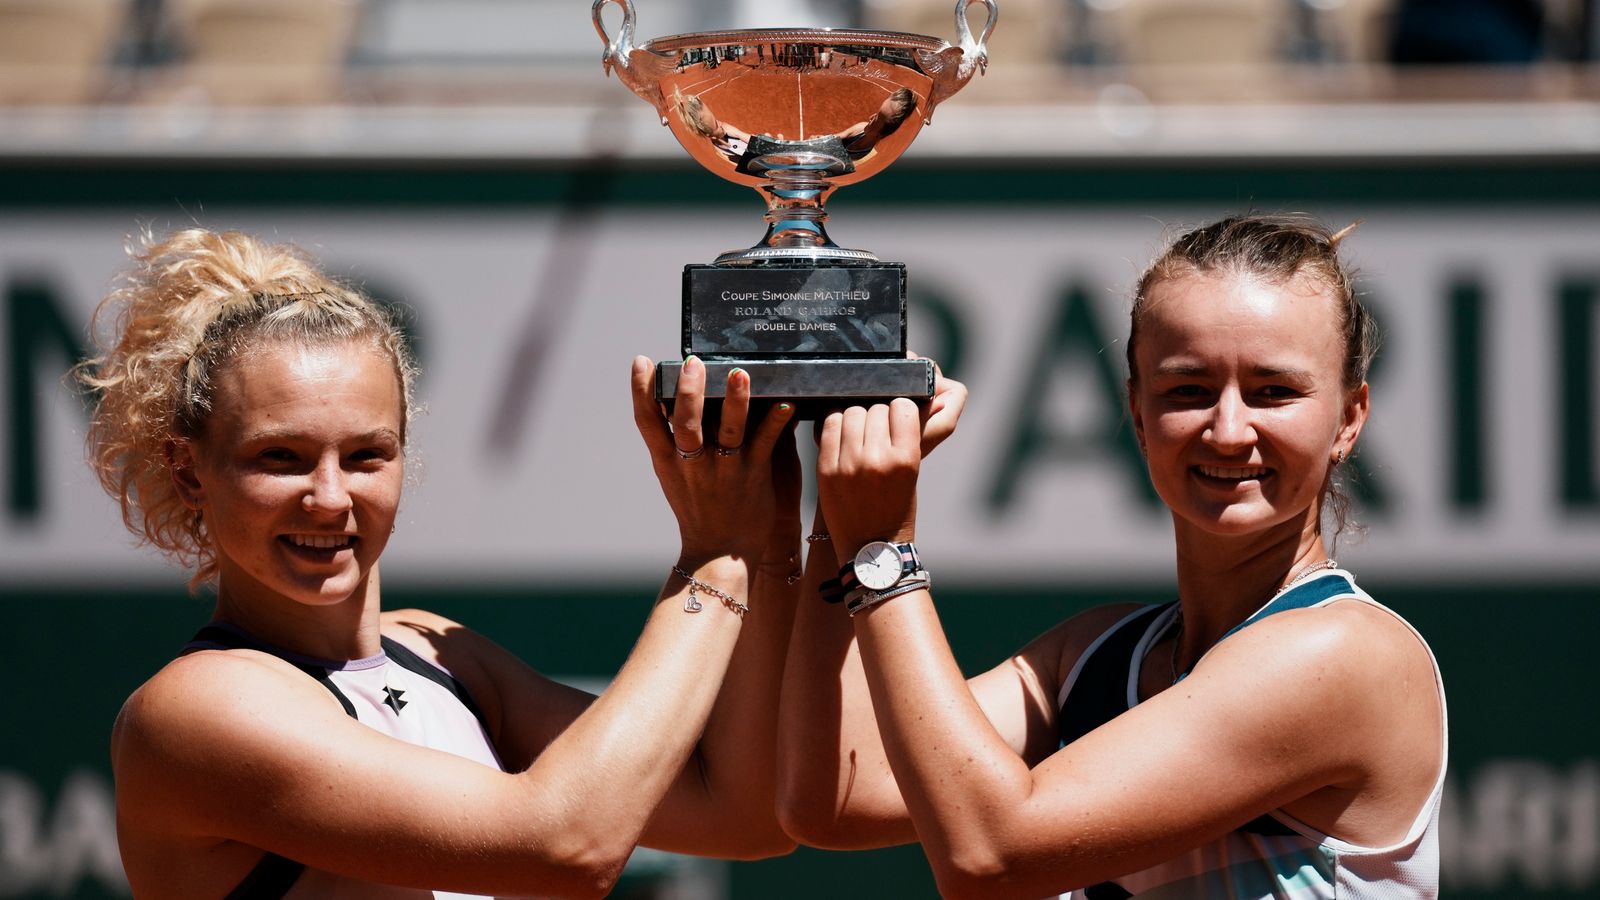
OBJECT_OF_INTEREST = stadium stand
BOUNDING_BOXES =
[160,0,361,103]
[0,0,128,104]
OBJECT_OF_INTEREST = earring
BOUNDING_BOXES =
[1334,449,1346,465]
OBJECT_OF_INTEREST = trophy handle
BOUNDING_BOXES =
[591,0,635,75]
[917,0,998,123]
[592,0,675,121]
[956,0,998,70]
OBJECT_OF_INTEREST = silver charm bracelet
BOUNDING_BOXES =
[671,566,749,619]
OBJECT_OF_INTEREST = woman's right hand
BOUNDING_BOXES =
[632,355,796,564]
[816,398,923,555]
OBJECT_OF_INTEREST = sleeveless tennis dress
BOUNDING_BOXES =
[1056,570,1448,900]
[184,624,508,900]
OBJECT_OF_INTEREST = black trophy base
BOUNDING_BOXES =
[683,262,907,358]
[655,358,934,419]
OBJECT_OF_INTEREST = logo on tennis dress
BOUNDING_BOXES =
[382,685,408,714]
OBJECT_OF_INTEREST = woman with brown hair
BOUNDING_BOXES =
[778,214,1447,899]
[83,228,799,898]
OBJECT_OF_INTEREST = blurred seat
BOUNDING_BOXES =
[0,0,128,104]
[164,0,361,103]
[1117,0,1286,67]
[356,0,650,70]
[1389,0,1545,64]
[865,0,1064,68]
[1325,0,1397,63]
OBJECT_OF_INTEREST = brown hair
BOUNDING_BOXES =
[1128,213,1378,533]
[77,228,418,587]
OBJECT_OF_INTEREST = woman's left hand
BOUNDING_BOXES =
[815,398,923,554]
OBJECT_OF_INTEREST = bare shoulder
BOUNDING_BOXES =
[1297,599,1440,723]
[1191,598,1444,840]
[116,648,339,745]
[112,649,347,833]
[1194,599,1444,780]
[1203,598,1437,698]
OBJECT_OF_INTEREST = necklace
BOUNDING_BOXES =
[1166,558,1338,684]
[1282,558,1338,591]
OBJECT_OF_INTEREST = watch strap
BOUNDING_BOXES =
[819,576,846,604]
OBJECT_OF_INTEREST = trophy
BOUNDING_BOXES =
[594,0,997,408]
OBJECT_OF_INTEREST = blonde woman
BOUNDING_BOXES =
[84,228,799,898]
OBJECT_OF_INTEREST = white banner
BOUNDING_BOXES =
[2,207,1597,584]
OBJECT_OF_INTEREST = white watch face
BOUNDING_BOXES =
[854,542,903,591]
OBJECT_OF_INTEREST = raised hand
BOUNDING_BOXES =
[632,356,796,564]
[815,398,922,555]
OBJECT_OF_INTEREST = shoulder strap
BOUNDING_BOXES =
[1058,604,1171,748]
[1215,572,1358,646]
[1173,573,1359,684]
[380,636,492,734]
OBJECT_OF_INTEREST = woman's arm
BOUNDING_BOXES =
[391,393,805,861]
[776,550,1144,851]
[776,370,1072,849]
[402,410,805,860]
[638,416,803,858]
[112,357,795,899]
[813,399,1442,900]
[849,592,1432,898]
[383,577,802,862]
[775,507,1084,850]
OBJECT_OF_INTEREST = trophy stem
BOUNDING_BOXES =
[715,167,878,266]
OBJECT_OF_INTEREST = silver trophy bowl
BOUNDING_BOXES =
[595,0,997,265]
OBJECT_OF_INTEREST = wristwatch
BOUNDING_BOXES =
[841,541,922,592]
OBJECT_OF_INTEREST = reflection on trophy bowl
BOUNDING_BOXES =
[658,39,933,191]
[596,0,997,265]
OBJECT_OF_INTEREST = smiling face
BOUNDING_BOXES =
[174,341,405,609]
[1128,268,1368,540]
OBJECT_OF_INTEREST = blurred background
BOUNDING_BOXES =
[1,0,1597,897]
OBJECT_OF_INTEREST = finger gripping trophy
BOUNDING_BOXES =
[595,0,998,409]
